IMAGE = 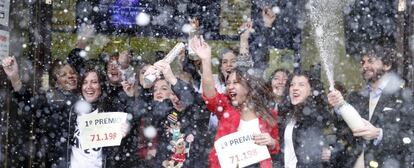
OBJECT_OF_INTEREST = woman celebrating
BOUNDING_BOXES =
[125,60,211,167]
[191,36,279,168]
[269,68,290,111]
[279,71,333,168]
[49,68,132,168]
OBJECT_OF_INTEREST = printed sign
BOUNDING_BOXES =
[214,130,270,168]
[0,29,9,60]
[78,112,128,149]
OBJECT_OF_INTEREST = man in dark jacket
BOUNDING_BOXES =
[328,45,413,167]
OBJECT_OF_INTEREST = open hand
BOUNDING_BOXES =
[262,7,276,28]
[190,36,211,61]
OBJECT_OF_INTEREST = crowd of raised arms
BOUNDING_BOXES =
[1,6,414,168]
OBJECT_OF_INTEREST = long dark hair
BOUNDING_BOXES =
[230,66,277,126]
[268,68,291,100]
[218,48,238,84]
[80,68,105,103]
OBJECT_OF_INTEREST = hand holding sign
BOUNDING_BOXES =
[78,112,128,149]
[214,130,271,168]
[254,133,276,149]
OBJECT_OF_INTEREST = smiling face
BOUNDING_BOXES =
[226,72,249,107]
[82,71,102,103]
[56,64,78,91]
[271,71,288,99]
[107,59,122,85]
[289,75,311,105]
[153,79,173,102]
[220,51,236,80]
[361,55,390,83]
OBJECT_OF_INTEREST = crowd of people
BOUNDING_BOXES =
[1,6,414,168]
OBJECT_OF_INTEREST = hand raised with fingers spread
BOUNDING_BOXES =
[190,36,211,61]
[262,7,276,28]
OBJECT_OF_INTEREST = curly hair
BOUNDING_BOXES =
[286,70,328,121]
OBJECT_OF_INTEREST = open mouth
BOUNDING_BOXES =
[111,72,119,77]
[84,90,96,97]
[67,79,77,86]
[155,95,164,101]
[229,92,237,99]
[363,70,373,75]
[292,92,300,98]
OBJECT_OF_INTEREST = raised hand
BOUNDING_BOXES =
[239,21,253,40]
[2,56,19,79]
[190,17,200,31]
[169,94,185,112]
[121,81,135,97]
[2,56,22,91]
[327,89,345,107]
[262,7,276,28]
[154,60,177,85]
[190,36,211,61]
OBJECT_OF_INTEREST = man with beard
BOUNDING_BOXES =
[327,44,413,167]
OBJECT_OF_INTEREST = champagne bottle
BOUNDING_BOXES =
[144,42,185,85]
[335,101,365,130]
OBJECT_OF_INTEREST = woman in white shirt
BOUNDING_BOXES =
[278,71,334,168]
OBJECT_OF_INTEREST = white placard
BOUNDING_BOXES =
[0,29,9,60]
[0,0,10,27]
[214,130,271,168]
[78,112,128,149]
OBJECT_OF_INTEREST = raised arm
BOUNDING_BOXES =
[67,24,95,74]
[190,36,217,98]
[239,21,253,56]
[2,56,22,91]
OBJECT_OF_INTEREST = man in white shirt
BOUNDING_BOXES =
[327,45,412,167]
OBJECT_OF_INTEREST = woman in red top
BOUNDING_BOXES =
[191,36,280,168]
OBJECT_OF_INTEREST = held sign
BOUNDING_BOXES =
[214,130,270,168]
[78,112,128,149]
